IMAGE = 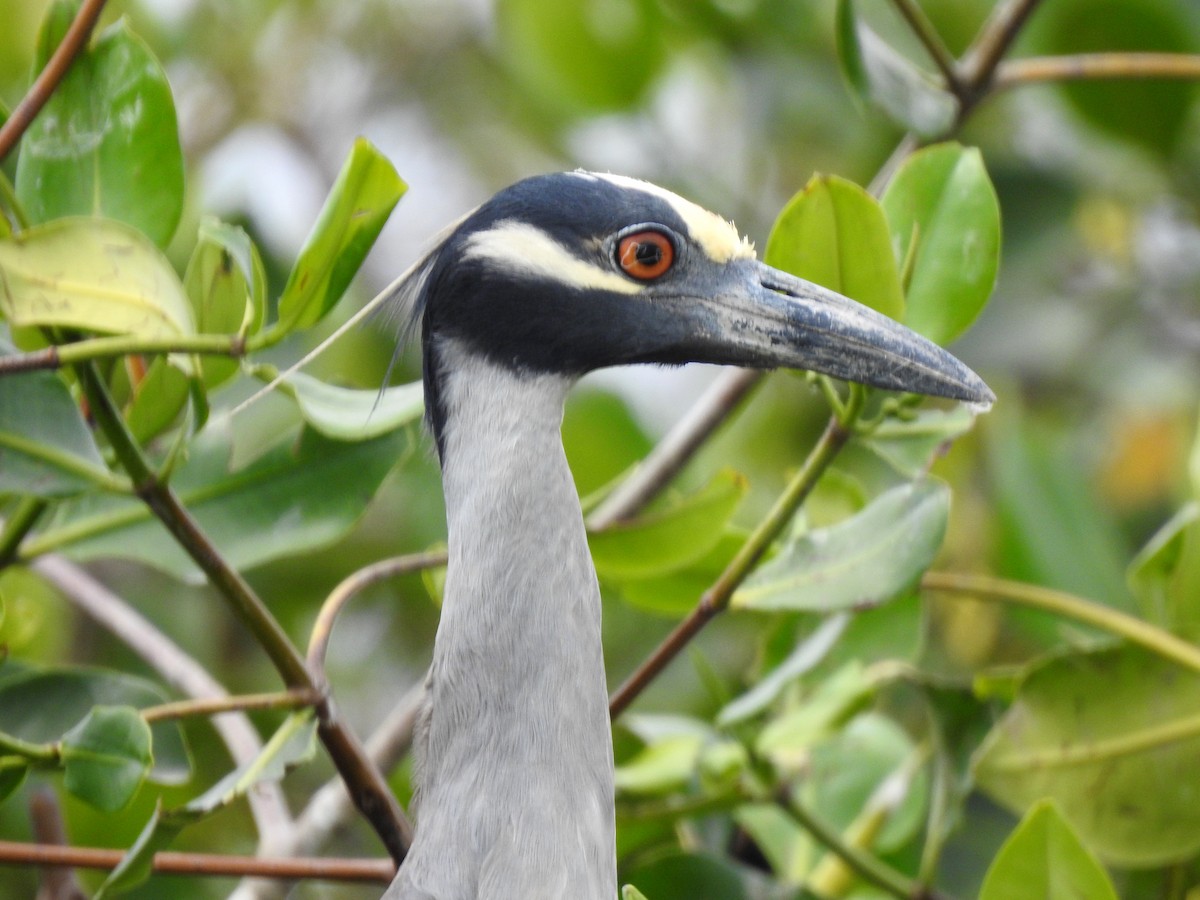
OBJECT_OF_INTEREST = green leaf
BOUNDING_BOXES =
[16,11,184,247]
[124,355,191,444]
[756,663,875,765]
[615,734,704,796]
[34,423,407,581]
[718,614,849,726]
[621,851,759,900]
[860,405,978,478]
[0,339,117,496]
[0,217,195,337]
[61,705,152,812]
[802,713,928,853]
[1128,503,1200,630]
[94,712,316,898]
[733,480,949,612]
[0,666,189,784]
[184,217,267,388]
[0,757,28,802]
[279,371,424,441]
[590,469,747,581]
[275,138,405,334]
[93,803,184,900]
[979,801,1118,900]
[621,886,650,900]
[834,0,868,106]
[881,143,1000,345]
[498,0,667,113]
[181,709,317,815]
[973,645,1200,867]
[614,530,744,618]
[765,174,904,320]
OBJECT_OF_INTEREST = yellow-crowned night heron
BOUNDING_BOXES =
[383,172,992,899]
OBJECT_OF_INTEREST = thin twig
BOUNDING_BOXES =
[610,409,856,718]
[0,335,250,377]
[922,571,1200,676]
[307,551,447,684]
[887,0,962,93]
[781,793,949,900]
[31,556,295,843]
[142,690,320,723]
[0,841,393,884]
[0,0,109,163]
[959,0,1045,94]
[994,52,1200,90]
[71,362,412,863]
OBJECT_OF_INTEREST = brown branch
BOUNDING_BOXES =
[142,690,319,723]
[72,363,411,864]
[610,413,854,718]
[0,841,393,884]
[887,0,962,94]
[307,551,447,684]
[994,52,1200,90]
[0,347,60,376]
[959,0,1046,94]
[0,0,109,163]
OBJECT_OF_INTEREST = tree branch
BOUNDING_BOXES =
[0,0,109,164]
[0,334,251,377]
[610,408,856,718]
[922,571,1200,675]
[71,362,411,863]
[142,690,319,723]
[0,841,392,884]
[994,52,1200,90]
[959,0,1046,94]
[887,0,962,94]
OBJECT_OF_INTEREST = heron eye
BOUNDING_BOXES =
[617,230,675,280]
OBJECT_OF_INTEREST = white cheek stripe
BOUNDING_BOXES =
[581,172,756,264]
[462,220,644,296]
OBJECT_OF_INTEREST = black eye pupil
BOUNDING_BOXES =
[635,242,662,266]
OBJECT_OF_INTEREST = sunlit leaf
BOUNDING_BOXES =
[275,138,405,334]
[16,8,184,247]
[590,469,747,581]
[615,734,704,796]
[62,705,152,812]
[0,217,194,337]
[621,886,650,900]
[766,174,903,320]
[974,645,1200,866]
[882,143,1000,345]
[613,530,744,618]
[280,371,423,441]
[979,801,1118,900]
[0,339,114,496]
[733,480,949,612]
[0,667,189,784]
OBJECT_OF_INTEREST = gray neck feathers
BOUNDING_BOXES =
[388,343,617,900]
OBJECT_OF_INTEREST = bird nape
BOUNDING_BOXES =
[382,171,992,900]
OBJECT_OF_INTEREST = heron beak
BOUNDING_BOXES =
[691,259,994,407]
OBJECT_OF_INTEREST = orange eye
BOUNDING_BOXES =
[617,230,675,280]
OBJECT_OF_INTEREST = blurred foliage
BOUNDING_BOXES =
[0,0,1199,898]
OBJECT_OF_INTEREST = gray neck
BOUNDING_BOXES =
[389,346,616,900]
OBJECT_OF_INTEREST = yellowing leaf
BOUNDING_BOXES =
[0,218,194,338]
